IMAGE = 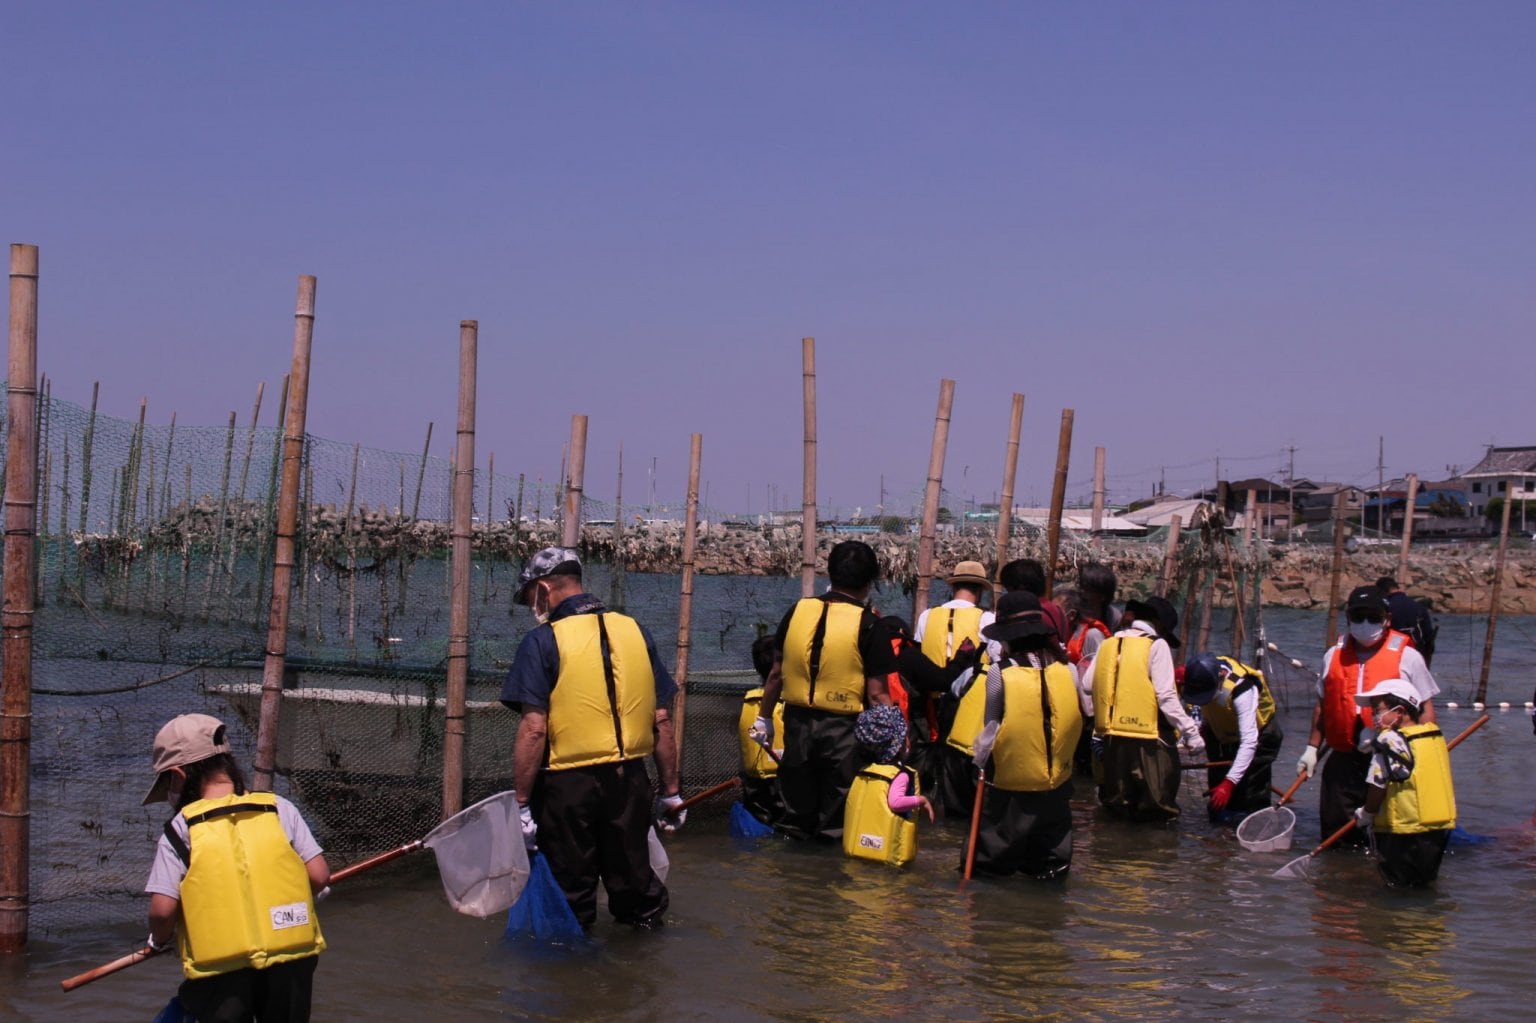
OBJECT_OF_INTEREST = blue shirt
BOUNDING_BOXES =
[499,592,678,712]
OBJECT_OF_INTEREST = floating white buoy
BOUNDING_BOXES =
[1499,702,1511,709]
[1290,659,1303,669]
[1473,702,1486,710]
[1266,642,1280,651]
[1445,702,1460,709]
[1527,702,1535,709]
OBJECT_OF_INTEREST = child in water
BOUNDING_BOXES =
[1353,680,1457,887]
[844,704,934,866]
[143,714,330,1022]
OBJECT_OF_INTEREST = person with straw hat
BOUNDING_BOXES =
[967,591,1084,879]
[915,559,993,817]
[501,546,683,930]
[1084,595,1204,822]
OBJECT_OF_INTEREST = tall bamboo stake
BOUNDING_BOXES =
[77,382,97,535]
[252,376,289,623]
[1091,446,1105,534]
[1,243,39,952]
[1324,490,1348,650]
[1044,409,1074,596]
[344,444,360,653]
[913,379,955,621]
[180,463,192,611]
[1474,495,1514,705]
[254,276,317,792]
[399,422,434,615]
[1396,473,1420,586]
[299,457,313,639]
[443,320,477,817]
[800,337,817,597]
[1195,547,1217,652]
[1156,515,1182,598]
[513,473,525,558]
[611,444,626,611]
[36,377,50,545]
[1222,533,1247,660]
[57,443,69,602]
[1178,552,1202,651]
[991,394,1025,599]
[673,433,703,779]
[201,411,237,620]
[222,384,264,612]
[482,452,495,602]
[562,415,587,549]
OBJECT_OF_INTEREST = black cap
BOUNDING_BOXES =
[1346,585,1390,614]
[1124,595,1182,649]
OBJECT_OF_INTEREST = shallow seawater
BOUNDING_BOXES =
[8,599,1536,1022]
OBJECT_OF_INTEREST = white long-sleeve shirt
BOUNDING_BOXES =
[1081,622,1200,745]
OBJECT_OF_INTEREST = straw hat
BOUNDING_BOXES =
[946,561,990,589]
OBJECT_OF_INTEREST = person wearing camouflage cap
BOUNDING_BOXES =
[500,546,683,930]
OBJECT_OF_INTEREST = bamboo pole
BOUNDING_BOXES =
[443,320,477,818]
[673,433,703,779]
[78,382,98,534]
[611,444,626,611]
[1324,489,1348,650]
[223,383,264,608]
[1178,551,1202,651]
[36,377,49,546]
[1156,515,1182,599]
[1396,473,1420,586]
[180,463,193,612]
[913,379,955,621]
[513,473,525,559]
[562,415,587,548]
[397,422,434,616]
[252,376,289,623]
[344,443,360,653]
[300,456,314,640]
[57,442,69,602]
[482,452,494,602]
[1,243,39,952]
[1044,409,1074,596]
[1222,533,1247,660]
[991,394,1025,600]
[1474,494,1514,705]
[201,411,237,620]
[1091,446,1105,534]
[800,337,817,597]
[254,276,317,793]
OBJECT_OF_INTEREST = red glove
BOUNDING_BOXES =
[1208,779,1236,812]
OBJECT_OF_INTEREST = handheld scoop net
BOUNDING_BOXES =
[1236,773,1307,853]
[421,790,530,917]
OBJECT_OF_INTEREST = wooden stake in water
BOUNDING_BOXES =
[1,243,39,953]
[913,379,955,622]
[1397,473,1420,586]
[1474,494,1514,705]
[800,337,818,598]
[562,415,587,549]
[1044,409,1075,596]
[673,433,703,779]
[1091,446,1105,534]
[992,394,1024,600]
[399,422,434,616]
[344,443,360,654]
[611,444,626,611]
[254,276,317,793]
[1324,489,1348,651]
[252,375,289,624]
[443,320,478,818]
[223,383,265,609]
[78,381,98,535]
[482,451,495,602]
[201,410,237,621]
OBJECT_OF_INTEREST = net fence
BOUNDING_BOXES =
[1,388,1271,937]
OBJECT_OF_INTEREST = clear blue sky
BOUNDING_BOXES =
[5,3,1533,517]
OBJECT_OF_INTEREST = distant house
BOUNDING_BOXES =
[1459,446,1536,518]
[1196,478,1294,537]
[1294,484,1366,524]
[1362,487,1475,536]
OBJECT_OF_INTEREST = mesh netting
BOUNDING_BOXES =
[2,388,1278,937]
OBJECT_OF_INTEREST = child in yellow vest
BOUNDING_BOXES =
[1352,680,1456,887]
[143,714,331,1022]
[844,704,933,866]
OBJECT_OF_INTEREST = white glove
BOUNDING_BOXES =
[748,715,773,748]
[1182,735,1206,764]
[146,932,171,953]
[1355,727,1378,755]
[315,885,332,903]
[518,802,537,850]
[654,792,686,833]
[1353,805,1374,831]
[1296,744,1319,779]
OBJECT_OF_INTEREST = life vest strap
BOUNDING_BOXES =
[166,800,278,866]
[594,613,626,756]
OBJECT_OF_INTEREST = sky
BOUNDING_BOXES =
[4,3,1534,519]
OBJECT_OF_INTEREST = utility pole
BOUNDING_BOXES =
[1377,435,1385,535]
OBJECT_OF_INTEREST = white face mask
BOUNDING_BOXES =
[1349,621,1385,647]
[531,584,551,626]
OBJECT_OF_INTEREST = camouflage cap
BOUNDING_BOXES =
[514,546,582,605]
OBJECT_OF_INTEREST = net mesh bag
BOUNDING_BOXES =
[423,790,528,917]
[1236,805,1296,852]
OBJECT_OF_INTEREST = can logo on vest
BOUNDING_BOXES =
[269,902,311,930]
[858,833,885,851]
[826,691,852,705]
[1116,714,1148,728]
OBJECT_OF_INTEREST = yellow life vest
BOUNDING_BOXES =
[1092,635,1159,739]
[1376,723,1456,834]
[842,764,918,867]
[781,597,867,714]
[946,672,988,757]
[172,792,324,980]
[547,612,657,770]
[920,606,985,666]
[1198,657,1277,744]
[990,662,1083,792]
[738,687,786,778]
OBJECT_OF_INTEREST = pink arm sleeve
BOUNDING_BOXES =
[887,770,924,813]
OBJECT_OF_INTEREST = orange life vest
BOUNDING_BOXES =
[884,636,912,720]
[1322,630,1410,751]
[1065,618,1111,666]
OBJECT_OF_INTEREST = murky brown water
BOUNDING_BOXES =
[7,606,1536,1021]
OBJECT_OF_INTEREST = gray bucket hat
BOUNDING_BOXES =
[515,546,582,605]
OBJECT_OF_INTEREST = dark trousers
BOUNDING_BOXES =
[969,780,1074,880]
[1375,828,1451,887]
[1098,736,1181,822]
[177,955,318,1023]
[778,705,861,839]
[1205,720,1284,815]
[1319,747,1371,848]
[740,773,784,826]
[534,759,668,929]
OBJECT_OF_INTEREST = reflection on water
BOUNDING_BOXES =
[10,604,1536,1021]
